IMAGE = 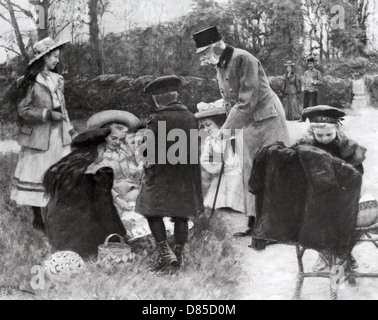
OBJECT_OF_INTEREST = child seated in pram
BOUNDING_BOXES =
[295,105,367,271]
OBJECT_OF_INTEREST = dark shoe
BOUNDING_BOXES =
[152,241,179,272]
[32,220,45,231]
[174,244,185,267]
[249,238,278,250]
[32,207,45,231]
[233,227,253,237]
[234,217,255,237]
[349,255,359,270]
[249,238,267,250]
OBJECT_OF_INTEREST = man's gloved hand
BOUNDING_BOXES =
[215,128,234,141]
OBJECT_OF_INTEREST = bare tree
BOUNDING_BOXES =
[0,0,29,63]
[88,0,103,74]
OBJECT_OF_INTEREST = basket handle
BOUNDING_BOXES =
[104,234,125,247]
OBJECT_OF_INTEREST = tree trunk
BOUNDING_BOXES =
[4,0,29,63]
[88,0,103,75]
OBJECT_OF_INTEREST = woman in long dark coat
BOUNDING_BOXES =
[281,61,302,121]
[43,128,127,259]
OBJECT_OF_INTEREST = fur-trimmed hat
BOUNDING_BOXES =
[71,128,111,149]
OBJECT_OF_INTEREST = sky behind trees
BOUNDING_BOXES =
[0,0,377,68]
[0,0,195,63]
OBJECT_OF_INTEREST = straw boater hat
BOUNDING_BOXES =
[194,99,226,119]
[86,110,141,131]
[29,37,69,66]
[284,60,295,67]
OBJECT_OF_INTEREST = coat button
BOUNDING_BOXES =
[230,88,233,92]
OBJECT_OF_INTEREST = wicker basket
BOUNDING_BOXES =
[97,234,134,268]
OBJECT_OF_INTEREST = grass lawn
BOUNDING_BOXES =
[0,153,241,300]
[2,106,378,300]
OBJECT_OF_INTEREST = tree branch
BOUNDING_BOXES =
[55,21,71,36]
[0,44,20,55]
[0,11,11,23]
[4,0,33,18]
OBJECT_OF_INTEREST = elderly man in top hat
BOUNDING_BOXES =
[192,26,290,237]
[303,56,323,109]
[135,75,204,271]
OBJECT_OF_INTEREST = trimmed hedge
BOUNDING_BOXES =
[64,75,220,121]
[0,73,368,125]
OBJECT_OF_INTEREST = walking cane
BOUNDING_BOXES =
[210,160,225,219]
[210,137,232,219]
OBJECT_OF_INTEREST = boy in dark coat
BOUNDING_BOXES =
[135,75,204,271]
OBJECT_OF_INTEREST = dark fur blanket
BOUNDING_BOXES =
[250,144,362,256]
[45,167,126,259]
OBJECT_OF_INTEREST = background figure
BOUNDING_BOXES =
[43,128,127,259]
[281,61,302,121]
[9,37,75,231]
[195,100,245,214]
[193,26,290,237]
[136,75,204,272]
[303,56,323,109]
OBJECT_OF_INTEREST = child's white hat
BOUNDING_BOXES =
[195,99,226,119]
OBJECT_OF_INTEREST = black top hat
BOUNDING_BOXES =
[192,26,222,54]
[71,128,111,149]
[143,75,182,94]
[302,105,346,124]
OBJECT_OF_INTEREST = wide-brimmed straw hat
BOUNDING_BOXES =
[194,99,226,119]
[29,37,69,66]
[86,110,141,131]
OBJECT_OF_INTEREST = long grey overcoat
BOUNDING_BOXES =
[217,46,290,217]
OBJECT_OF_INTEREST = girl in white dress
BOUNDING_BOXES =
[9,38,74,230]
[195,100,245,214]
